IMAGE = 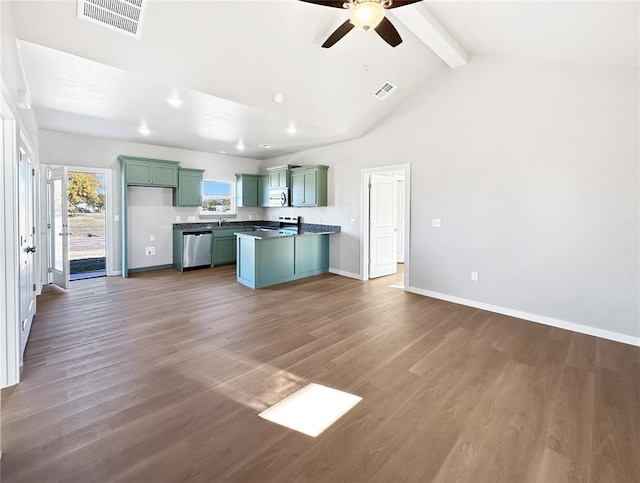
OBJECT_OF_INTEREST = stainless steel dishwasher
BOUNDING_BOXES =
[182,231,212,269]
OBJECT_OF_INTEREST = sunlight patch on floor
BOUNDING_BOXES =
[258,383,362,437]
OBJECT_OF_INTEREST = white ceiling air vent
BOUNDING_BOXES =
[77,0,148,39]
[373,82,398,101]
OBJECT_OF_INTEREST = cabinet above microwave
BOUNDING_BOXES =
[266,165,300,189]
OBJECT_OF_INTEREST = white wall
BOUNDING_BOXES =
[264,55,640,339]
[1,0,41,389]
[39,130,263,272]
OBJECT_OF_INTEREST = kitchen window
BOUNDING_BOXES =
[201,180,235,215]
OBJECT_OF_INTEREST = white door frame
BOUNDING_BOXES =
[1,94,21,388]
[360,163,411,286]
[395,174,406,263]
[369,173,398,279]
[68,167,114,276]
[49,166,70,290]
[43,165,115,282]
[18,138,37,356]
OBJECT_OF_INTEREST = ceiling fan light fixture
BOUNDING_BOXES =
[349,1,385,31]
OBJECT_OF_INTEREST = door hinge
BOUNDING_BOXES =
[32,168,35,176]
[33,283,36,292]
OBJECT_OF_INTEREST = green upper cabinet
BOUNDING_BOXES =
[267,165,300,189]
[173,168,204,207]
[291,165,329,207]
[236,174,259,207]
[268,166,289,189]
[258,174,270,207]
[119,156,179,187]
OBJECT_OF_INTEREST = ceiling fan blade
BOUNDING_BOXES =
[386,0,423,8]
[299,0,347,8]
[322,20,354,48]
[375,17,402,47]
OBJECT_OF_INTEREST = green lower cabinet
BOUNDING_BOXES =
[213,237,237,265]
[212,227,247,266]
[237,234,329,289]
[294,234,330,276]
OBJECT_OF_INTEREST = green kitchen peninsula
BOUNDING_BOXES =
[236,229,337,289]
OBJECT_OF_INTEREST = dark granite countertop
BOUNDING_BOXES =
[238,228,338,240]
[173,221,340,234]
[173,221,274,231]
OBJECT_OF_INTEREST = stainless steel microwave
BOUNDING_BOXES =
[269,189,289,207]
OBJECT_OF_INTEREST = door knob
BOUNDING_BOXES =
[25,246,37,253]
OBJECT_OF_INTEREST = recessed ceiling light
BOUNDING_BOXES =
[236,142,245,151]
[259,143,274,149]
[219,151,227,154]
[287,126,297,135]
[138,125,150,135]
[166,97,183,107]
[272,92,284,103]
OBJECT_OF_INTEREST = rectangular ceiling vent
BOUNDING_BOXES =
[77,0,148,39]
[373,82,398,101]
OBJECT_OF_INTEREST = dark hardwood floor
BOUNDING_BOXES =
[2,266,639,482]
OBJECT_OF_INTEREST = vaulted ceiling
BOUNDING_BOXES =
[8,0,639,159]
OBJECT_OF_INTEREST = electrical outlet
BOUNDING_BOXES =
[187,216,196,222]
[249,214,253,220]
[318,216,322,223]
[176,216,181,222]
[114,215,120,222]
[432,218,442,228]
[149,234,155,241]
[471,271,479,282]
[350,219,356,226]
[145,247,155,256]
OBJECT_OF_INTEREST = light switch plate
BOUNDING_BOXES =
[432,218,442,228]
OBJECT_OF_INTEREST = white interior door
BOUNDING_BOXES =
[369,174,397,278]
[18,147,36,355]
[50,167,69,290]
[396,178,405,263]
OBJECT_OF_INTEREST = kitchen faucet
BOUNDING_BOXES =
[218,218,226,227]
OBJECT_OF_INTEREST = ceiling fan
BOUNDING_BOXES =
[300,0,423,48]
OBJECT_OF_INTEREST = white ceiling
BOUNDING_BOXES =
[8,1,639,159]
[426,1,639,67]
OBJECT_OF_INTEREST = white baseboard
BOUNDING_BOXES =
[329,268,362,280]
[405,286,640,347]
[109,270,122,276]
